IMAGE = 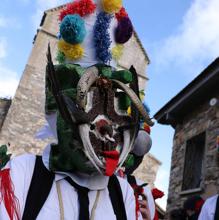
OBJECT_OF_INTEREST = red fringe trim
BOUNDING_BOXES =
[59,0,96,21]
[0,169,20,220]
[131,184,144,220]
[153,210,159,220]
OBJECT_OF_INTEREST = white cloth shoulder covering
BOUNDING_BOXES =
[0,154,36,220]
[198,194,218,220]
[0,154,136,220]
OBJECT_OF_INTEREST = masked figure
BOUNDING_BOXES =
[0,0,154,219]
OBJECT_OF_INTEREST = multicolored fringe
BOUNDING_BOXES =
[59,0,96,21]
[94,12,113,64]
[0,169,20,220]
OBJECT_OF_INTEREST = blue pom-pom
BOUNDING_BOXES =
[60,14,86,44]
[57,32,61,39]
[94,12,113,64]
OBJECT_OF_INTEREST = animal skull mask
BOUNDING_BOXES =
[46,46,153,176]
[44,0,154,176]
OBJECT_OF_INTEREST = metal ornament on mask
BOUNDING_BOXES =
[46,45,154,176]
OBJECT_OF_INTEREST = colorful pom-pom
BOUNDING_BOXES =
[115,7,128,21]
[56,50,66,64]
[58,39,84,60]
[102,0,122,14]
[115,17,133,44]
[112,44,124,60]
[143,123,151,134]
[139,90,145,101]
[57,32,61,40]
[59,0,96,21]
[94,12,113,64]
[60,14,86,44]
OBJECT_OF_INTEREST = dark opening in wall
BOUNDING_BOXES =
[0,98,12,131]
[182,132,206,191]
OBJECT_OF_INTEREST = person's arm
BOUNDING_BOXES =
[136,180,155,220]
[198,195,218,220]
[139,197,151,220]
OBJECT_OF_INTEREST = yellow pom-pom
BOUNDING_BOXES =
[112,44,124,60]
[66,44,84,60]
[58,39,84,60]
[127,106,131,116]
[58,39,70,52]
[102,0,122,13]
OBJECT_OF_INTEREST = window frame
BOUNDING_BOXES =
[180,132,206,194]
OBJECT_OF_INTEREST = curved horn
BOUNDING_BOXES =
[76,66,99,109]
[112,79,154,126]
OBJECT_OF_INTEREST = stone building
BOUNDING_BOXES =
[154,58,219,213]
[134,153,161,188]
[0,3,161,185]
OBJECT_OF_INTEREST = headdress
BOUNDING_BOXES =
[40,0,154,176]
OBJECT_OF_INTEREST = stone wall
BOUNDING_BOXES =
[134,153,161,188]
[167,95,219,213]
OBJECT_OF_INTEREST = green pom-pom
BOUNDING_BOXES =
[112,70,133,83]
[99,66,112,78]
[0,145,11,170]
[56,50,66,64]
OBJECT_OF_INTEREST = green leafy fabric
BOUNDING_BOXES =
[117,92,131,110]
[112,70,133,83]
[124,154,135,168]
[56,51,66,64]
[45,63,85,113]
[49,114,95,173]
[46,64,134,173]
[0,145,11,170]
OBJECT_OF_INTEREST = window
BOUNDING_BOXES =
[182,132,205,191]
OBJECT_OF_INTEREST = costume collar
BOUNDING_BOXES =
[42,144,109,190]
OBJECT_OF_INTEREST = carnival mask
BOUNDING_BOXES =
[46,46,153,176]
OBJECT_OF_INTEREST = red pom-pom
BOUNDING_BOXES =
[144,123,151,134]
[152,188,164,200]
[59,0,96,21]
[115,7,128,21]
